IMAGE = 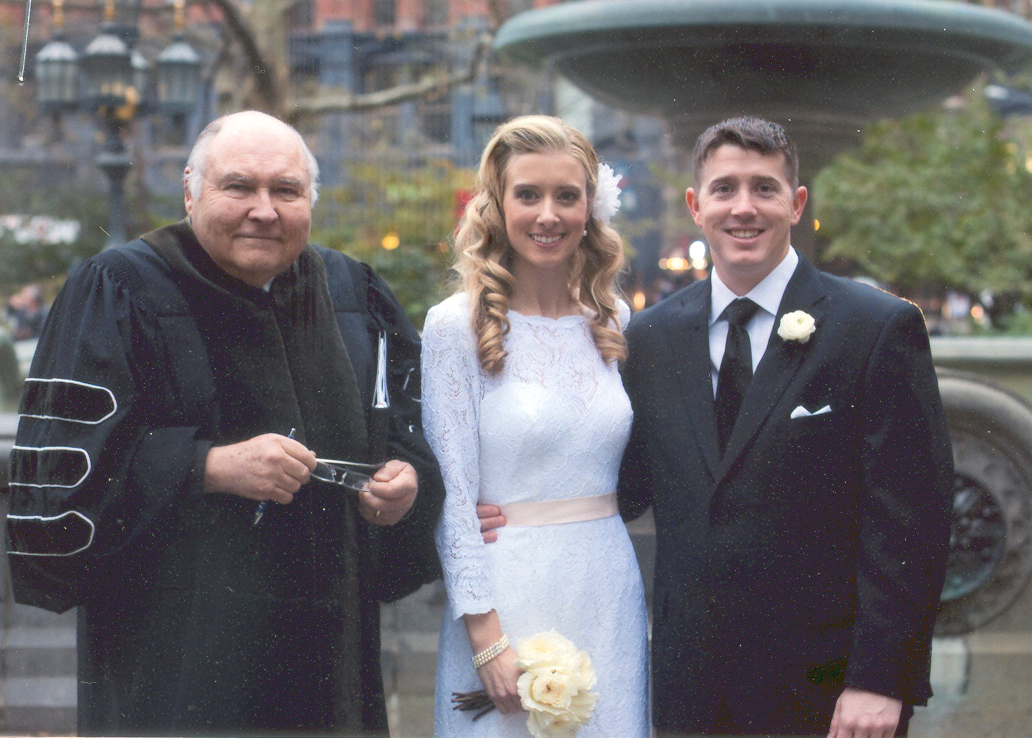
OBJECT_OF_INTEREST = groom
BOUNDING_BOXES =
[618,117,953,737]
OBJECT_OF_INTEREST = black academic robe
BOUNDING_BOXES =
[6,223,444,737]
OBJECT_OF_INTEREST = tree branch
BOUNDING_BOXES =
[484,0,506,31]
[10,0,503,120]
[288,32,494,119]
[202,0,286,113]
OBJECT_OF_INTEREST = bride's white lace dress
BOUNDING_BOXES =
[422,293,650,738]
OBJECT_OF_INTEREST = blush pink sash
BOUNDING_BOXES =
[497,492,618,527]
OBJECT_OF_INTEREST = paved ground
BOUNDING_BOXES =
[2,509,1031,737]
[909,631,1032,738]
[382,633,1032,738]
[4,593,1032,738]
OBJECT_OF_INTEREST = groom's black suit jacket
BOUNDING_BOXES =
[619,256,954,735]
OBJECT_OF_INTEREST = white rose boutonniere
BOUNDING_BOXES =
[777,310,816,344]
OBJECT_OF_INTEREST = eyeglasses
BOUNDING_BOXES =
[311,458,385,492]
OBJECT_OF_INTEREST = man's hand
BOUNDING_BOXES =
[828,687,902,738]
[359,460,417,526]
[476,504,506,543]
[204,433,316,503]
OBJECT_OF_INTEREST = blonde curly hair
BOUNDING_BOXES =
[453,115,626,375]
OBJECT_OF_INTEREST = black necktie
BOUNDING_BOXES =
[715,298,760,455]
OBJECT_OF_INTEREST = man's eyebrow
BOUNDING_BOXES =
[214,173,306,189]
[707,175,737,189]
[215,172,255,186]
[272,177,307,189]
[708,174,783,184]
[751,175,783,187]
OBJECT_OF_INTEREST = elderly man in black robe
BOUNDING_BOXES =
[5,110,445,736]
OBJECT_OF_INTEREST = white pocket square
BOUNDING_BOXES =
[790,404,832,419]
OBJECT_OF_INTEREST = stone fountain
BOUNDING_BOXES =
[495,0,1032,173]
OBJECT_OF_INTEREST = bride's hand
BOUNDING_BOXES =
[476,646,523,715]
[463,611,523,714]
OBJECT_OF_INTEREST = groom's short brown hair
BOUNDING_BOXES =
[692,116,800,189]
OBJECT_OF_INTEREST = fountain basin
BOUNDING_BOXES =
[496,0,1032,165]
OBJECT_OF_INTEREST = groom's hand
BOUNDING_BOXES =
[476,504,506,543]
[827,687,902,738]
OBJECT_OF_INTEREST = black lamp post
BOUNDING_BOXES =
[34,0,201,249]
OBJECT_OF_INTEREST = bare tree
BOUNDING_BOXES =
[201,0,502,123]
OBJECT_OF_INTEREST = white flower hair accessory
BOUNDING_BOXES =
[592,163,622,225]
[777,310,817,343]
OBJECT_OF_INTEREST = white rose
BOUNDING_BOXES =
[568,686,600,723]
[518,666,575,714]
[570,650,596,692]
[516,630,580,670]
[527,708,581,738]
[777,310,816,343]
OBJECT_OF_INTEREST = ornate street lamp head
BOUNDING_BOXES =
[81,28,133,113]
[33,0,78,113]
[35,35,79,113]
[157,35,201,115]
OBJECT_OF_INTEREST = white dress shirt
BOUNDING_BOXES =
[709,247,799,396]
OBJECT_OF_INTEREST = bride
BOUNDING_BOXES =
[422,115,650,737]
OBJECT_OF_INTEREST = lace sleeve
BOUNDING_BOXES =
[421,295,495,619]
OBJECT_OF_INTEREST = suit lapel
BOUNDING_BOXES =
[716,257,828,481]
[663,282,723,478]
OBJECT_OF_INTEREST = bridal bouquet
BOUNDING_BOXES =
[452,630,598,738]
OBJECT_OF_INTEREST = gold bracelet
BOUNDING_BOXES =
[472,634,509,669]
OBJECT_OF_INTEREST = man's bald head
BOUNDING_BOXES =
[184,111,320,205]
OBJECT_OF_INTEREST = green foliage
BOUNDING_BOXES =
[0,330,22,412]
[0,171,109,292]
[647,159,703,243]
[994,305,1032,336]
[813,87,1032,308]
[311,159,474,328]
